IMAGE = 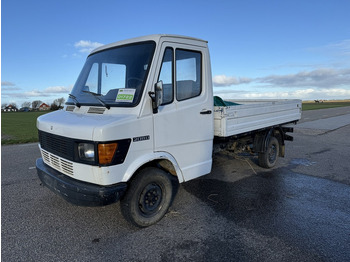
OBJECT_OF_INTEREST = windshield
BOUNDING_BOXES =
[68,41,156,107]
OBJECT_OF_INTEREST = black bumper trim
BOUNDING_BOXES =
[36,158,127,207]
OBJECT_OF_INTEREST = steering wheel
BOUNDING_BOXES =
[127,77,143,89]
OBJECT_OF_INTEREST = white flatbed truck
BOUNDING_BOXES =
[36,34,301,227]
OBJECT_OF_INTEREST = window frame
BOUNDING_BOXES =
[175,48,202,102]
[157,47,175,106]
[66,41,156,108]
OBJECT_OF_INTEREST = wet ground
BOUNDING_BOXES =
[183,171,350,261]
[2,107,350,261]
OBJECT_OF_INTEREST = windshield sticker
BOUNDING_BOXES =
[116,89,136,103]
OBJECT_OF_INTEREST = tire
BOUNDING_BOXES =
[258,136,279,168]
[120,167,178,227]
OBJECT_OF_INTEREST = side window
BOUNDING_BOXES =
[85,63,99,93]
[158,48,174,105]
[176,49,202,101]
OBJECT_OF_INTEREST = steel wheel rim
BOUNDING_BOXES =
[139,183,163,216]
[268,144,277,163]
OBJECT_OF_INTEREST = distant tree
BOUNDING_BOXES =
[54,97,65,107]
[21,101,31,108]
[1,103,8,109]
[32,100,42,110]
[50,103,59,110]
[51,97,65,110]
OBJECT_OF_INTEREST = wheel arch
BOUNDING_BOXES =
[272,127,286,157]
[122,152,184,183]
[253,127,285,157]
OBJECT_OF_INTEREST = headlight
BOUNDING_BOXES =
[78,143,95,162]
[75,139,130,166]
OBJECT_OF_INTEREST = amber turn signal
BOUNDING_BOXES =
[98,143,118,165]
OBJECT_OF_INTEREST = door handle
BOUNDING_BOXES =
[200,110,212,115]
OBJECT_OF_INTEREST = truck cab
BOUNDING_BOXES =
[36,35,215,227]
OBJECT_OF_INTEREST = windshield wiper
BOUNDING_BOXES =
[69,94,81,108]
[83,91,110,109]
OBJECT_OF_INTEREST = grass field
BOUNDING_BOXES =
[1,111,49,145]
[302,100,350,111]
[2,100,350,145]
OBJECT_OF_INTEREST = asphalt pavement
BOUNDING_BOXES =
[1,107,350,262]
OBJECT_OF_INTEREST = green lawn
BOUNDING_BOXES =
[302,101,350,111]
[1,111,49,145]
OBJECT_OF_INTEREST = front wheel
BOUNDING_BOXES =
[258,136,280,168]
[120,167,178,227]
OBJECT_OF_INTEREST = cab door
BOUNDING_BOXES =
[153,43,214,181]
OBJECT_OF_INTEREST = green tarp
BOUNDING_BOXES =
[214,96,240,106]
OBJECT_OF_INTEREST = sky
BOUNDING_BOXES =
[2,0,350,107]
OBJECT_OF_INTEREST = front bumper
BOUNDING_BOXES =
[36,158,127,207]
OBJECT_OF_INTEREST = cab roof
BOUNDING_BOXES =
[90,34,208,55]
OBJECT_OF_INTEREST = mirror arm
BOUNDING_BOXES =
[149,81,163,114]
[148,91,158,114]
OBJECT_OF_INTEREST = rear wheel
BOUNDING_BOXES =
[258,136,279,168]
[121,167,178,227]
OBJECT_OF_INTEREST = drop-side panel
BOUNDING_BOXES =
[214,99,302,137]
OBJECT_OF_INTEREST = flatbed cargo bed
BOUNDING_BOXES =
[214,99,302,137]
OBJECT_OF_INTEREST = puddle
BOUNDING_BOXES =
[290,158,316,167]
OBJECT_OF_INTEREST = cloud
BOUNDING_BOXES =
[327,39,350,56]
[24,90,50,97]
[215,88,350,100]
[2,90,50,99]
[213,68,350,89]
[318,88,350,97]
[1,81,16,86]
[2,85,72,102]
[311,39,350,57]
[74,40,104,53]
[258,68,350,88]
[2,86,21,91]
[213,75,252,87]
[44,86,71,93]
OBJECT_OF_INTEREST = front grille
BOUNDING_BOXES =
[42,149,74,176]
[39,131,75,161]
[38,130,131,167]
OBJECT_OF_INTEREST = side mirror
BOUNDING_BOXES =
[149,81,163,113]
[155,80,163,108]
